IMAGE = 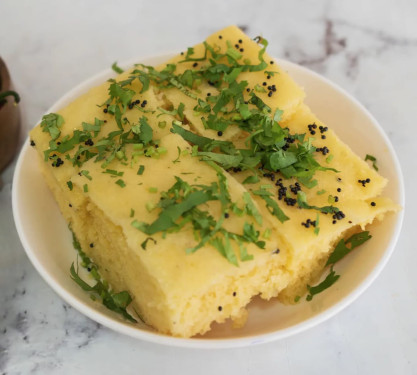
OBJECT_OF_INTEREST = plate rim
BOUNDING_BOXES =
[12,54,405,349]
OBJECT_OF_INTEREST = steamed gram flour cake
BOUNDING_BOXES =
[30,26,399,338]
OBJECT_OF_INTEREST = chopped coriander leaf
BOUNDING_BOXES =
[148,187,158,193]
[241,222,265,249]
[141,237,157,250]
[252,189,289,223]
[326,231,372,266]
[326,154,334,163]
[242,174,260,185]
[306,267,340,301]
[316,189,326,195]
[262,195,289,222]
[177,102,185,120]
[365,154,379,171]
[303,230,372,301]
[236,238,254,262]
[265,70,278,76]
[138,116,153,145]
[314,213,320,235]
[243,192,262,225]
[40,113,64,140]
[103,169,124,177]
[82,118,103,137]
[69,231,139,323]
[197,151,242,169]
[108,82,135,110]
[137,165,145,175]
[269,150,298,171]
[70,263,94,291]
[173,146,181,163]
[83,184,88,192]
[262,228,271,239]
[254,84,266,93]
[130,208,135,218]
[116,150,125,160]
[297,176,318,189]
[226,41,242,61]
[67,181,73,191]
[157,102,185,120]
[156,146,168,155]
[80,170,92,180]
[170,82,333,182]
[115,179,126,188]
[137,189,213,235]
[111,62,124,74]
[297,191,339,214]
[211,234,238,266]
[145,202,156,212]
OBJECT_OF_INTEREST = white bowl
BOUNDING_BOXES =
[12,54,404,348]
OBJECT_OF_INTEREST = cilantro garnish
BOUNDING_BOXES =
[103,169,124,177]
[252,188,289,223]
[314,213,320,235]
[40,113,64,140]
[304,231,372,301]
[365,154,378,171]
[141,237,157,250]
[111,62,124,74]
[306,267,340,301]
[115,179,126,188]
[243,192,262,225]
[137,165,145,175]
[172,146,181,163]
[80,170,92,180]
[297,191,339,214]
[69,231,139,323]
[242,175,260,185]
[325,231,372,266]
[211,233,238,266]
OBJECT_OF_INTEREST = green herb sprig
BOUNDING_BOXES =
[131,167,264,265]
[365,154,378,171]
[304,231,372,301]
[69,231,140,323]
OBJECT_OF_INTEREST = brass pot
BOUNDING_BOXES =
[0,57,21,173]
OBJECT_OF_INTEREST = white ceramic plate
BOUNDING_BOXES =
[12,54,404,348]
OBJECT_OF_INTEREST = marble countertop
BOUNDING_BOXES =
[1,0,416,374]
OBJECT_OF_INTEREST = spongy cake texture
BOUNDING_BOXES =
[30,25,398,338]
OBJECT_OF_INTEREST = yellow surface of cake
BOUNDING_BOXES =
[30,25,399,337]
